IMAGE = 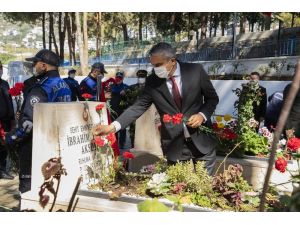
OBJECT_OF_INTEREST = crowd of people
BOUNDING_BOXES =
[0,42,299,195]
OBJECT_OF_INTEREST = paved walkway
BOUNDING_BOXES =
[0,176,20,212]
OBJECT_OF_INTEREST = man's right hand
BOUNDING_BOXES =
[92,124,116,136]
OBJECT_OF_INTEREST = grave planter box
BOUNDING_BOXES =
[20,189,215,212]
[215,155,299,193]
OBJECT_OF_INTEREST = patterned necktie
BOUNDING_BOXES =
[169,76,182,110]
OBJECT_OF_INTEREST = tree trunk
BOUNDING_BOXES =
[75,12,89,75]
[66,13,73,66]
[49,12,53,51]
[71,13,77,65]
[264,15,271,30]
[121,24,129,42]
[221,24,225,36]
[200,14,207,39]
[42,13,46,48]
[251,23,254,32]
[209,13,213,38]
[96,12,101,57]
[291,13,295,28]
[82,12,89,72]
[138,13,143,41]
[49,13,59,55]
[58,12,67,64]
[239,14,246,34]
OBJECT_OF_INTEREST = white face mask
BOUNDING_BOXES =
[32,67,38,76]
[138,78,146,84]
[69,73,76,79]
[154,66,169,79]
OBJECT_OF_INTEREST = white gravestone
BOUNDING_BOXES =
[30,102,108,202]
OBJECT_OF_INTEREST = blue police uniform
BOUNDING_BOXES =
[63,77,80,101]
[6,70,71,192]
[79,74,98,101]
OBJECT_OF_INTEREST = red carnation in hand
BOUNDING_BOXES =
[82,93,93,100]
[172,113,183,124]
[123,151,135,159]
[8,87,21,96]
[15,82,24,92]
[106,133,116,144]
[94,136,105,147]
[275,157,288,173]
[287,137,300,152]
[0,123,5,141]
[163,114,172,123]
[95,103,105,112]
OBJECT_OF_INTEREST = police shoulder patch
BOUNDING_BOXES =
[30,96,40,106]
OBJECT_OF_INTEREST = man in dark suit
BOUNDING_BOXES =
[250,72,267,123]
[283,81,300,137]
[93,42,219,175]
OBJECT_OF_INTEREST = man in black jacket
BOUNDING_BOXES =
[93,42,219,175]
[0,61,15,179]
[250,72,267,124]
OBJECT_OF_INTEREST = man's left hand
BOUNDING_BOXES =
[186,114,204,128]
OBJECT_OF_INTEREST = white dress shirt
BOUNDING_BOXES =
[112,62,207,135]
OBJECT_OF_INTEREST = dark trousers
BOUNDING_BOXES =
[118,129,127,148]
[167,139,216,176]
[19,178,31,193]
[0,120,11,171]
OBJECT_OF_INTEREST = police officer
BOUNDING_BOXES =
[79,62,107,101]
[63,69,80,101]
[5,49,71,193]
[110,71,129,149]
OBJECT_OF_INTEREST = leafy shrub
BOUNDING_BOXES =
[166,161,213,195]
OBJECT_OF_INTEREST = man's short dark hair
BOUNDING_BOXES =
[148,42,176,59]
[250,71,260,77]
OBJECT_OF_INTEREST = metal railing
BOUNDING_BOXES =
[92,38,300,65]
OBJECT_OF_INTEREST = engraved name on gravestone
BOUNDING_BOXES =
[31,102,108,201]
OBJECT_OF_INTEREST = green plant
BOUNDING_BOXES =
[0,53,16,64]
[268,59,287,75]
[233,81,269,155]
[208,62,223,75]
[147,172,171,196]
[166,161,213,194]
[231,61,247,75]
[213,164,252,209]
[258,65,271,76]
[137,199,170,212]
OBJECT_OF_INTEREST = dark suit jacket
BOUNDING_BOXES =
[283,83,300,137]
[253,85,267,121]
[116,62,219,161]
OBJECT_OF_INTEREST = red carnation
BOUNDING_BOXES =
[94,136,105,147]
[95,103,104,112]
[275,157,288,173]
[15,82,24,92]
[172,113,183,125]
[212,122,218,130]
[8,87,21,96]
[81,93,93,100]
[163,114,172,123]
[287,137,300,152]
[0,123,5,141]
[106,133,116,144]
[123,151,135,159]
[223,128,238,140]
